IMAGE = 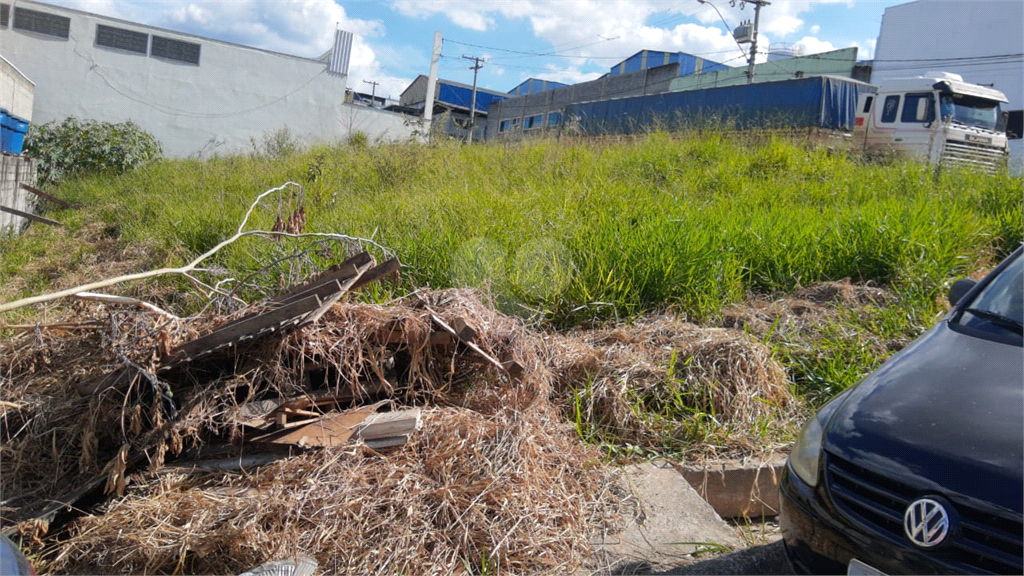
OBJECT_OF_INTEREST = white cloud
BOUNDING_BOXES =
[809,24,821,35]
[792,36,838,55]
[388,0,857,77]
[534,65,604,86]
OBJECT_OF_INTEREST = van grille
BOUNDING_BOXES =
[941,140,1006,173]
[826,452,1023,574]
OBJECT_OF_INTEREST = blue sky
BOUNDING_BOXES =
[52,0,905,101]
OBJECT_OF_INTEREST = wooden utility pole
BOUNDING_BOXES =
[462,55,484,144]
[362,79,380,107]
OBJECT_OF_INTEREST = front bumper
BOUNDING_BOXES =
[779,461,966,575]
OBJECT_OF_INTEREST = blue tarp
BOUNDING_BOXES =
[565,76,870,134]
[438,82,507,113]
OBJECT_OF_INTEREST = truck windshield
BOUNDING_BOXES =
[940,93,1002,131]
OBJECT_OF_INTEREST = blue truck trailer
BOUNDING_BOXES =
[564,75,873,135]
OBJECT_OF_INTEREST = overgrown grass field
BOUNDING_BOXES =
[3,132,1021,410]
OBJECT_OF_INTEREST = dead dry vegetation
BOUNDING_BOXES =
[0,196,898,575]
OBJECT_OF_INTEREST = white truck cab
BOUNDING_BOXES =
[853,72,1009,171]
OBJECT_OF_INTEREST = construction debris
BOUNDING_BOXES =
[1,250,620,575]
[0,240,809,574]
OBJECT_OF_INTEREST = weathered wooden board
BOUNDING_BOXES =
[20,183,70,208]
[170,294,321,361]
[301,261,373,326]
[450,317,478,342]
[248,402,386,447]
[349,258,401,291]
[272,252,373,303]
[0,204,61,226]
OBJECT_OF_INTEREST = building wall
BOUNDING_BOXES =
[0,0,413,157]
[669,47,858,92]
[871,0,1023,173]
[485,63,681,140]
[0,54,33,120]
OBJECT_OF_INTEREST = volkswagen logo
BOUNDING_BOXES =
[904,498,950,548]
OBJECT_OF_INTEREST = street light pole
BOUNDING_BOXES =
[462,55,484,143]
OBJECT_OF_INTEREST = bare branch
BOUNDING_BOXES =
[0,182,393,315]
[72,292,179,320]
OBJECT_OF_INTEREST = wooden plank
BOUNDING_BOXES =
[20,183,70,208]
[349,258,401,291]
[364,435,410,450]
[248,403,384,447]
[0,204,61,227]
[301,260,373,326]
[356,408,421,440]
[170,294,322,360]
[429,313,512,376]
[272,252,373,303]
[450,317,478,342]
[277,277,346,307]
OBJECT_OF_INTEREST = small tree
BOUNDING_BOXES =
[24,117,162,186]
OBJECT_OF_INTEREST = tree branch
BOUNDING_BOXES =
[0,182,393,315]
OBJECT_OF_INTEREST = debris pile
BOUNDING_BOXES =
[1,252,615,575]
[1,248,810,574]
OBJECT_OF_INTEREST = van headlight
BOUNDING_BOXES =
[789,391,850,488]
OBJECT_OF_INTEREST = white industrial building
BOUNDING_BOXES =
[872,0,1024,172]
[0,0,414,157]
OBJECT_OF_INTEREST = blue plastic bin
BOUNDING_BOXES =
[5,114,28,155]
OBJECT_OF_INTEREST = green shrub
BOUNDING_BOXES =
[24,117,162,185]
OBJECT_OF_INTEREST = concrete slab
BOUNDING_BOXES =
[588,461,743,575]
[676,453,788,519]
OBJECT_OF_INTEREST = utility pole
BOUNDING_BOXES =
[738,0,770,84]
[462,54,484,144]
[424,31,442,142]
[362,79,380,107]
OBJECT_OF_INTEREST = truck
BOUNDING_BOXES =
[561,73,1010,171]
[853,72,1009,171]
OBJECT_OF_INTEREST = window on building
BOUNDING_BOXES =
[499,120,511,133]
[880,95,900,124]
[0,4,10,28]
[524,114,543,130]
[151,35,201,65]
[96,24,148,54]
[547,112,562,126]
[861,96,874,114]
[511,117,520,126]
[12,7,71,39]
[901,93,935,124]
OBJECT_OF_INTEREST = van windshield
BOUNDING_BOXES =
[940,93,1002,131]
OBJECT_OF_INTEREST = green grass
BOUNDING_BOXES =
[2,132,1021,410]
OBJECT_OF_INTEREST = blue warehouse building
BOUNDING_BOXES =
[507,78,570,97]
[609,49,730,77]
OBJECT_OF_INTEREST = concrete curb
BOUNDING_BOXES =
[674,453,788,519]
